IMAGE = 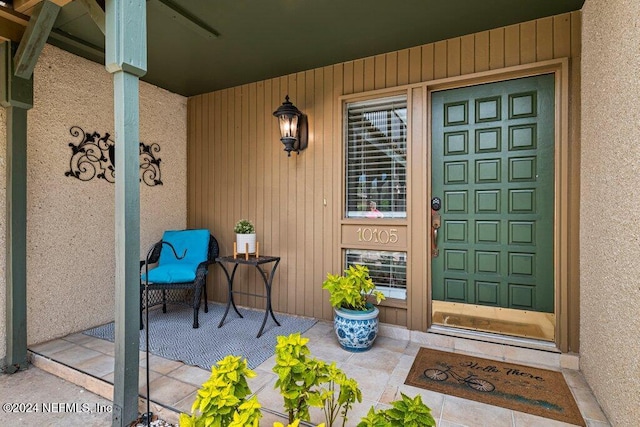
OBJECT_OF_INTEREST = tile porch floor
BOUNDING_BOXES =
[26,320,610,427]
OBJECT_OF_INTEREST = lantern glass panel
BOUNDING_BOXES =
[279,114,298,139]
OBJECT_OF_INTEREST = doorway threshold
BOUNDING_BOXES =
[428,324,560,353]
[432,301,556,341]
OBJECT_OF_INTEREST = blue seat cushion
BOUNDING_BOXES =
[141,229,210,284]
[142,263,199,284]
[158,229,209,266]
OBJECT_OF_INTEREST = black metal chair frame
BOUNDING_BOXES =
[139,233,219,329]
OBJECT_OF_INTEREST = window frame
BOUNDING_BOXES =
[343,94,409,220]
[345,248,408,300]
[339,90,412,306]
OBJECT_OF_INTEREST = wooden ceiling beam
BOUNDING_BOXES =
[0,5,30,26]
[0,6,28,42]
[48,28,104,61]
[0,16,26,43]
[13,0,60,78]
[13,0,41,14]
[50,0,74,6]
[14,0,71,15]
[77,0,105,35]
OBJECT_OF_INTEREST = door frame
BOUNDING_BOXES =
[424,58,572,351]
[337,58,575,352]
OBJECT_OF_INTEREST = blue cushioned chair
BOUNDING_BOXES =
[140,229,219,328]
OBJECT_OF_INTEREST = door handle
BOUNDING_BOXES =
[432,211,441,258]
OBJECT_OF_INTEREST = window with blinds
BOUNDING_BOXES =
[345,249,407,300]
[345,95,408,219]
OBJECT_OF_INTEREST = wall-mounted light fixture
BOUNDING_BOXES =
[273,95,308,157]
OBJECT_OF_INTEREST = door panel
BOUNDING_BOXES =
[431,74,554,316]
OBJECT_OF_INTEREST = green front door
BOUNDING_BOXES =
[431,74,555,317]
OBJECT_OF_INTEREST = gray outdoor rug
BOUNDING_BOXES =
[83,302,317,370]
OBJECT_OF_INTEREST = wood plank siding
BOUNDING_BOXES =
[187,12,581,352]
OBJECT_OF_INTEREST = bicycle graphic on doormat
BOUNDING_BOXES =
[423,363,495,392]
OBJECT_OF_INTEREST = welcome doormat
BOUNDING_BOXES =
[405,347,585,426]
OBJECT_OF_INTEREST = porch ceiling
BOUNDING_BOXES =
[1,0,585,97]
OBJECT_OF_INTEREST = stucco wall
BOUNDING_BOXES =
[581,1,640,425]
[0,43,187,356]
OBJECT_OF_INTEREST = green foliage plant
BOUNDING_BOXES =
[274,421,325,427]
[273,333,362,427]
[234,219,255,234]
[273,333,316,423]
[322,264,385,311]
[314,361,362,427]
[356,393,436,427]
[179,355,261,427]
[180,335,435,427]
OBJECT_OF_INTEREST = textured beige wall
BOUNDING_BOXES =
[581,1,640,425]
[0,43,187,354]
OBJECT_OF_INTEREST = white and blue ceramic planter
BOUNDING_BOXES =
[333,304,380,352]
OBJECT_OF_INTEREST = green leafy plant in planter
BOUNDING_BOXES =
[234,219,256,254]
[322,265,386,351]
[233,219,255,234]
[323,264,385,310]
[179,355,261,427]
[357,393,436,427]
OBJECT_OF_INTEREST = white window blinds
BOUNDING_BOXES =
[345,249,407,300]
[345,95,407,219]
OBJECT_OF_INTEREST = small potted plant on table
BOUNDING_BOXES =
[322,264,385,352]
[234,219,256,254]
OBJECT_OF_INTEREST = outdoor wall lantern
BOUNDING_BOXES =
[273,95,308,157]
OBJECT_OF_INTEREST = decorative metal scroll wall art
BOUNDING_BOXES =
[65,126,163,186]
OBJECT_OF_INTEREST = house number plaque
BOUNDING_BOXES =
[341,224,407,249]
[356,227,399,244]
